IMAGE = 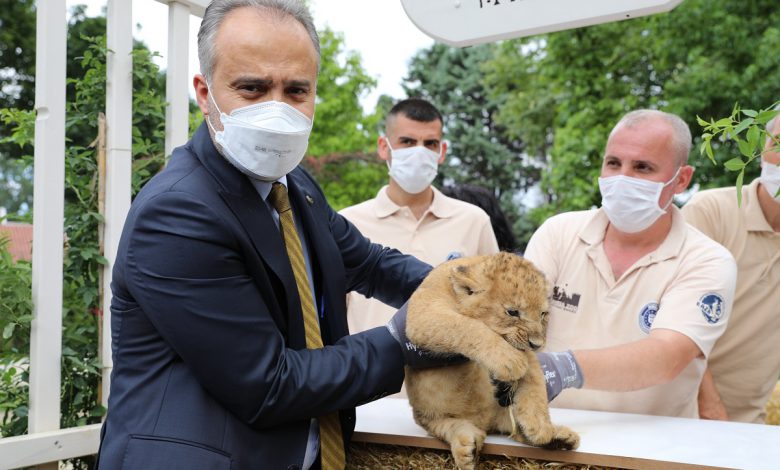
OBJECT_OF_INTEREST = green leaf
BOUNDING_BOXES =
[724,158,746,171]
[696,115,710,127]
[737,138,753,158]
[733,118,754,136]
[742,109,758,118]
[704,141,714,162]
[2,323,15,339]
[746,125,761,154]
[714,117,733,127]
[756,109,780,125]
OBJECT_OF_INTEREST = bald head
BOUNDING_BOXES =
[608,109,692,167]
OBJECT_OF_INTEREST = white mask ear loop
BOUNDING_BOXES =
[204,82,224,135]
[660,167,682,211]
[384,137,394,170]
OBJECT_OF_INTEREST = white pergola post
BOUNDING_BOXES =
[165,1,192,157]
[28,2,67,470]
[99,0,209,408]
[101,0,134,406]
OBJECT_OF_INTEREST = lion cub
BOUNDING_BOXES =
[405,253,579,470]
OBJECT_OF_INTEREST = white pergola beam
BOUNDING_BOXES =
[101,0,134,405]
[29,5,66,470]
[165,1,192,157]
[154,0,210,17]
[0,424,101,470]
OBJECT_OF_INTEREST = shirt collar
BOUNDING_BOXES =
[251,175,288,202]
[373,185,455,219]
[744,178,775,232]
[580,206,687,262]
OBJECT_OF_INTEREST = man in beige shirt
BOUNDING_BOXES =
[682,116,780,423]
[526,110,737,418]
[340,98,499,335]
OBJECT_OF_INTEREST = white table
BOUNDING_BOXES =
[354,397,780,470]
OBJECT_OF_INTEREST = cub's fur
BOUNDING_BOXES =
[405,253,579,470]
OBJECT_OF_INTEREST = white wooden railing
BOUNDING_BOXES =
[0,2,208,469]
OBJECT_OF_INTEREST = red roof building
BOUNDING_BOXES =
[0,223,33,262]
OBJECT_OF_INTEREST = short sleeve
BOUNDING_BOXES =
[476,215,500,255]
[524,217,561,284]
[651,244,737,358]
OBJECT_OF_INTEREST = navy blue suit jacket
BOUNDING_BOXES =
[97,124,431,470]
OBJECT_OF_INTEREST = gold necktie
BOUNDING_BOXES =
[267,183,345,470]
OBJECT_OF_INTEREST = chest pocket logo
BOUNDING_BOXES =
[551,284,581,313]
[698,293,725,324]
[638,302,659,334]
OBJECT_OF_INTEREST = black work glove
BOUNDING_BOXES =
[536,350,584,402]
[386,302,468,368]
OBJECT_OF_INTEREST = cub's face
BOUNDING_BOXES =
[448,253,550,351]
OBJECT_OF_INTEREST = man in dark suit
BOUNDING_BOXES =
[96,1,433,469]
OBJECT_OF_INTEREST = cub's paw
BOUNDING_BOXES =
[490,379,515,407]
[485,347,527,382]
[450,430,485,470]
[542,425,580,451]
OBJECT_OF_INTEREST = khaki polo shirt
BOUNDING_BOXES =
[525,207,736,418]
[682,178,780,423]
[340,186,499,334]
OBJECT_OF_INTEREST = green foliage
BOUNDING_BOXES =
[698,102,780,205]
[0,109,35,213]
[0,233,32,437]
[0,0,36,111]
[307,155,387,211]
[485,0,780,231]
[308,28,377,157]
[305,28,387,209]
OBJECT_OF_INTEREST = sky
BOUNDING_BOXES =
[69,0,434,111]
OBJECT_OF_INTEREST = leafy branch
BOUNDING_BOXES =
[698,102,780,205]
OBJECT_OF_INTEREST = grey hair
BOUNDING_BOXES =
[609,109,692,166]
[197,0,320,81]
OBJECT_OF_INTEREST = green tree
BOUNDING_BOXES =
[0,0,37,211]
[486,0,780,228]
[0,0,36,111]
[403,43,535,242]
[307,27,376,156]
[304,27,387,210]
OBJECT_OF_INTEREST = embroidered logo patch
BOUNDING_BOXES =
[638,302,659,334]
[551,284,581,314]
[697,293,725,324]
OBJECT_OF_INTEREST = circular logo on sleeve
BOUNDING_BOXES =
[697,293,725,324]
[638,302,659,334]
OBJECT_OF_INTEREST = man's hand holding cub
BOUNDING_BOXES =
[387,302,467,368]
[536,350,584,401]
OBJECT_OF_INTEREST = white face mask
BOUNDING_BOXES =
[760,159,780,200]
[598,168,680,233]
[386,138,441,194]
[206,85,313,181]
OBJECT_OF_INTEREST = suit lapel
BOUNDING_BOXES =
[191,124,302,341]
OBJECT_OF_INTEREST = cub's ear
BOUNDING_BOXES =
[450,264,482,297]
